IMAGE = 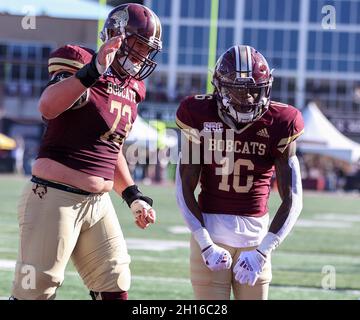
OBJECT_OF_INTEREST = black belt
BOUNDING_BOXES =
[31,176,92,196]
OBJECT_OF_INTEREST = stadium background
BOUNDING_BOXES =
[0,0,359,299]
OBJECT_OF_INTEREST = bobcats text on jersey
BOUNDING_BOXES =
[176,95,304,217]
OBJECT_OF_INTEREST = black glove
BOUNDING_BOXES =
[122,185,153,207]
[75,54,101,88]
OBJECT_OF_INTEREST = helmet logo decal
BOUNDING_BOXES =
[111,8,129,34]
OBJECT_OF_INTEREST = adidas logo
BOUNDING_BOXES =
[256,128,270,138]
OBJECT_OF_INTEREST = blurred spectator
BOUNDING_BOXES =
[150,120,169,184]
[334,166,346,190]
[11,135,25,175]
[20,82,32,97]
[344,162,360,191]
[325,167,337,191]
[147,77,168,102]
[5,82,18,96]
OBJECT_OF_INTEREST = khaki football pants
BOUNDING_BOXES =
[190,236,272,300]
[11,182,131,300]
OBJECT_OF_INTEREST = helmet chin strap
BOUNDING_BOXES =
[118,56,141,76]
[218,96,269,127]
[221,98,254,124]
[217,100,248,130]
[228,105,254,123]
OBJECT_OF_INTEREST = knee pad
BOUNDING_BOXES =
[90,291,128,300]
[83,261,131,293]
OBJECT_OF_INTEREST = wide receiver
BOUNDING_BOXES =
[176,45,304,300]
[10,3,162,300]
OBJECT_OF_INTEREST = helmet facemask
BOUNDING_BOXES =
[113,34,161,81]
[213,71,273,126]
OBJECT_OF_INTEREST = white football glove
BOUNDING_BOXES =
[130,199,156,229]
[193,228,232,272]
[234,249,267,286]
[201,244,232,272]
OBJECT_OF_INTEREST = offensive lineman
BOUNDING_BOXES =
[176,45,304,299]
[11,3,162,300]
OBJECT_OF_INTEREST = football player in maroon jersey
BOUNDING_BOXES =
[10,3,162,300]
[176,45,304,299]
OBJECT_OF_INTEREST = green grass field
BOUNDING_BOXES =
[0,175,359,300]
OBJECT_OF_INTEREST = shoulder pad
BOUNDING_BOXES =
[48,45,94,75]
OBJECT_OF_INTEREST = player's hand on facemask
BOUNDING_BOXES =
[234,249,267,286]
[130,199,156,229]
[96,35,124,74]
[201,244,232,272]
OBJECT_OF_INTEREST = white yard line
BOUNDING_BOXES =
[1,238,360,262]
[132,256,187,264]
[67,271,360,296]
[271,285,360,296]
[0,259,15,270]
[0,237,189,252]
[1,259,359,297]
[0,248,17,253]
[275,251,360,262]
[296,219,352,229]
[167,211,360,235]
[126,238,189,251]
[315,213,360,222]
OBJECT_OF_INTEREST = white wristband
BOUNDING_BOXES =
[257,232,281,256]
[193,228,213,251]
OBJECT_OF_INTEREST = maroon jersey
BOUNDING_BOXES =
[176,94,304,217]
[38,45,146,180]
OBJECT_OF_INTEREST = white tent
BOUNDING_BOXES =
[126,116,158,147]
[126,116,177,149]
[297,102,360,164]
